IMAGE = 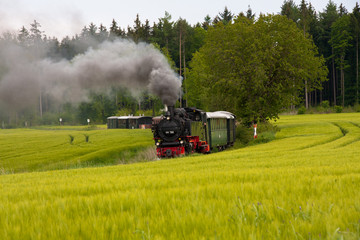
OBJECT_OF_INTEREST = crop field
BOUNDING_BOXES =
[0,113,360,239]
[0,126,154,173]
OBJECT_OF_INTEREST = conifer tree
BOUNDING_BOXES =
[351,3,360,103]
[246,6,255,20]
[142,19,151,43]
[213,7,233,25]
[109,19,124,39]
[319,1,339,105]
[98,24,108,42]
[29,20,43,44]
[202,15,212,30]
[330,14,352,107]
[281,0,300,22]
[18,26,30,46]
[219,7,233,25]
[88,23,97,37]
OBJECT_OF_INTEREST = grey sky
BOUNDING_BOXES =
[0,0,357,39]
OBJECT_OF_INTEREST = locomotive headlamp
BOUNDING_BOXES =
[180,140,184,144]
[156,142,160,146]
[167,117,170,120]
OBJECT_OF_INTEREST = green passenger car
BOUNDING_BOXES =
[205,111,235,150]
[187,109,236,151]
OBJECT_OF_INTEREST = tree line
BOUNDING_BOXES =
[0,1,359,127]
[281,0,360,109]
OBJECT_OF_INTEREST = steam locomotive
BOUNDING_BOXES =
[152,106,236,158]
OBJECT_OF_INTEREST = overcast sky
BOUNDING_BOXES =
[0,0,357,39]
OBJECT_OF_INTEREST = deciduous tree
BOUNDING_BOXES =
[188,15,327,124]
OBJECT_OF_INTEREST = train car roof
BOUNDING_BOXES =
[127,116,152,120]
[216,111,236,118]
[106,116,152,120]
[206,111,235,119]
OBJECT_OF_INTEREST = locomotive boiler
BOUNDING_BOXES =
[152,106,236,158]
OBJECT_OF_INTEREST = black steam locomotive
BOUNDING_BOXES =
[152,106,236,158]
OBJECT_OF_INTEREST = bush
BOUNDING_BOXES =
[252,121,279,144]
[257,121,279,133]
[235,121,279,147]
[39,112,59,125]
[320,100,330,109]
[316,106,325,113]
[354,104,360,112]
[235,124,253,146]
[297,106,306,115]
[342,106,354,113]
[334,105,343,113]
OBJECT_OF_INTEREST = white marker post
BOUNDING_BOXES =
[254,123,258,139]
[87,119,90,126]
[59,118,62,126]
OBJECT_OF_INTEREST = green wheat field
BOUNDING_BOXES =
[0,113,359,239]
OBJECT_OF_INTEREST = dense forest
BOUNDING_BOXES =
[0,0,359,127]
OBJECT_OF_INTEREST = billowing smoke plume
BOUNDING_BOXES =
[0,39,181,112]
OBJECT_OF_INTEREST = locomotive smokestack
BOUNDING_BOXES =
[168,106,175,118]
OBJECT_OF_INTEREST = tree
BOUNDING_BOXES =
[29,20,43,44]
[153,11,174,49]
[88,23,97,37]
[188,14,327,124]
[109,19,119,38]
[18,26,30,46]
[213,7,233,25]
[220,6,233,25]
[142,19,151,42]
[128,14,142,43]
[126,15,152,43]
[339,3,348,16]
[202,15,212,30]
[319,1,339,105]
[59,36,76,60]
[305,2,320,106]
[109,19,125,40]
[98,24,108,42]
[175,19,187,106]
[246,6,255,20]
[330,14,352,107]
[351,3,360,103]
[28,20,46,118]
[80,26,90,38]
[299,0,311,108]
[281,0,300,22]
[46,37,60,59]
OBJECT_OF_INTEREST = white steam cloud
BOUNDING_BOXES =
[0,39,181,112]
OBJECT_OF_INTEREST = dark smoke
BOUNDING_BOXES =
[0,39,181,112]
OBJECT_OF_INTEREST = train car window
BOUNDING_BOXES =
[129,119,137,128]
[118,119,127,128]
